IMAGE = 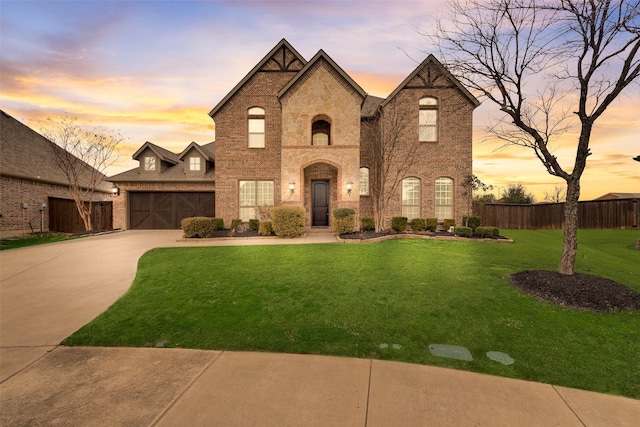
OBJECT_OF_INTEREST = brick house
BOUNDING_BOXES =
[111,39,478,230]
[0,110,112,234]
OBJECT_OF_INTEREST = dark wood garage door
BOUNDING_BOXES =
[129,192,215,229]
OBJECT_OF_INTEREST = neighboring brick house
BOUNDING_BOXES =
[112,39,478,230]
[0,110,112,234]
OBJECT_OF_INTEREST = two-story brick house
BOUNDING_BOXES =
[110,39,478,230]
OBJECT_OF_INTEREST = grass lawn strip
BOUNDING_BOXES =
[63,229,640,399]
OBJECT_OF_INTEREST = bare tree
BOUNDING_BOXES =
[429,0,640,275]
[42,116,122,231]
[544,185,567,203]
[461,174,493,225]
[362,101,421,232]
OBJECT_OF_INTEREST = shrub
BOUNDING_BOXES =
[181,217,215,238]
[443,219,456,230]
[258,221,274,236]
[454,226,472,237]
[425,218,438,231]
[475,226,500,238]
[248,219,260,231]
[272,206,306,238]
[462,216,482,230]
[361,217,375,231]
[211,218,224,230]
[333,208,356,235]
[410,218,426,232]
[391,216,408,232]
[230,219,242,231]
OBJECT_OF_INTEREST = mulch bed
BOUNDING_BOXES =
[209,229,260,238]
[338,230,508,241]
[509,270,640,312]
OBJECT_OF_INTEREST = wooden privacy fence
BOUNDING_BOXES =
[48,197,113,233]
[473,199,640,230]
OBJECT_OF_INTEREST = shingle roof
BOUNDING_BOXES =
[594,192,640,200]
[0,110,110,192]
[361,95,385,118]
[110,141,215,183]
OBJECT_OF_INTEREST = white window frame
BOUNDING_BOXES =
[435,177,453,220]
[359,167,370,196]
[402,177,421,221]
[144,156,156,171]
[239,180,274,221]
[248,107,265,148]
[189,156,201,171]
[419,97,438,142]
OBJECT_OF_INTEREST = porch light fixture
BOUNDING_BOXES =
[346,180,353,196]
[289,180,295,194]
[111,183,120,196]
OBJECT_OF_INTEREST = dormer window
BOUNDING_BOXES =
[189,157,201,171]
[312,117,331,145]
[144,156,156,171]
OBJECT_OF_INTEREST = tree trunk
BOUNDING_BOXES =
[559,179,580,275]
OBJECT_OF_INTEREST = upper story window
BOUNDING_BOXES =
[248,107,265,148]
[144,156,156,171]
[419,97,438,142]
[435,177,453,220]
[359,167,369,196]
[312,117,331,146]
[189,157,201,172]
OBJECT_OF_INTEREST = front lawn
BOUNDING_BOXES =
[63,229,640,398]
[0,233,77,250]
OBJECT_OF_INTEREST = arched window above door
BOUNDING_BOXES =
[312,117,331,145]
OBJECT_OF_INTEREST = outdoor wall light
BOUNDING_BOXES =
[111,183,120,196]
[346,180,353,196]
[289,180,295,194]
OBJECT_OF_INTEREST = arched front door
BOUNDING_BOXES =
[312,180,329,226]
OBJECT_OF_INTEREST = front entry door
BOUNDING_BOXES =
[312,181,329,226]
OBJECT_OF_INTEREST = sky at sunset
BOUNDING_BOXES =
[1,0,638,201]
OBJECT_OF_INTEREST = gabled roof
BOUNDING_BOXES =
[0,110,110,192]
[594,192,640,200]
[209,38,307,118]
[277,49,367,101]
[382,54,480,108]
[132,141,179,165]
[361,95,385,118]
[178,141,214,162]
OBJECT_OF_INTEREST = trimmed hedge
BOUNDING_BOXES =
[425,218,438,232]
[258,221,274,236]
[391,216,408,232]
[181,217,216,238]
[443,219,456,230]
[230,219,242,231]
[475,226,500,238]
[248,219,260,231]
[410,218,427,231]
[333,208,356,235]
[454,226,472,237]
[462,216,482,230]
[272,206,306,238]
[212,218,224,230]
[361,217,375,231]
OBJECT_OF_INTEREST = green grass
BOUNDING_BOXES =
[63,229,640,398]
[0,233,78,250]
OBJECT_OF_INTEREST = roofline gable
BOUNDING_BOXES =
[132,141,179,165]
[208,38,307,118]
[382,54,480,109]
[178,141,214,162]
[277,49,367,101]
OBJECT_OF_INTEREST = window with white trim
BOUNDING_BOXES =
[144,156,156,171]
[239,180,274,221]
[359,167,369,196]
[419,97,438,142]
[248,107,265,148]
[189,157,201,171]
[435,177,453,220]
[402,177,421,220]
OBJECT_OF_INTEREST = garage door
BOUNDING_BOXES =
[129,192,215,229]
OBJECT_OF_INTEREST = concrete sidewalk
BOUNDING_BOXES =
[1,230,639,426]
